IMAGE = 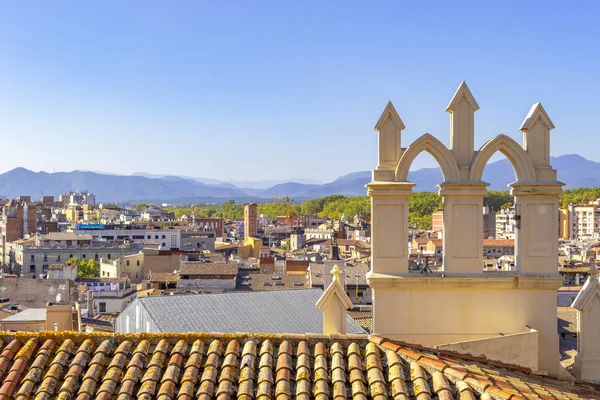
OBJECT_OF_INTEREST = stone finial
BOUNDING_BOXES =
[316,264,354,335]
[520,102,555,168]
[374,101,404,172]
[331,264,343,282]
[446,81,479,167]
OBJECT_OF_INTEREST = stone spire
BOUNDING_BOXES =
[374,101,405,180]
[316,265,354,335]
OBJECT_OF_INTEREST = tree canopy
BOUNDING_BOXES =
[155,187,600,231]
[70,258,100,278]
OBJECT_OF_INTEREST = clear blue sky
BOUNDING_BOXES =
[0,1,598,182]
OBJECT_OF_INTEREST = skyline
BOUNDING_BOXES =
[0,1,599,181]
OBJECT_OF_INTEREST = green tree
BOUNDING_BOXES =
[484,190,513,212]
[301,195,346,216]
[219,200,244,220]
[559,188,600,208]
[408,192,442,217]
[77,259,100,278]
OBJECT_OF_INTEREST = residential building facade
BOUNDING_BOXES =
[73,226,181,249]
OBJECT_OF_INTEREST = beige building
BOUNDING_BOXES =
[431,210,443,232]
[0,303,80,332]
[100,252,145,282]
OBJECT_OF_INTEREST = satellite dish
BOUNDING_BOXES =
[55,293,62,303]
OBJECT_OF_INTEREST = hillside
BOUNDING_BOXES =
[0,154,596,203]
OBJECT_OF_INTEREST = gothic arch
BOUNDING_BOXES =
[470,134,536,182]
[394,133,460,182]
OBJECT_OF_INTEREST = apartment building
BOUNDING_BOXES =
[5,232,142,276]
[567,201,600,239]
[496,206,517,239]
[73,226,181,249]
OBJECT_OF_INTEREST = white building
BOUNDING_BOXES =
[567,201,600,239]
[495,206,516,239]
[80,278,136,315]
[69,192,96,206]
[72,227,181,249]
[304,225,335,240]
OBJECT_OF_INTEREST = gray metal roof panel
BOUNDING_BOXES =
[137,289,365,334]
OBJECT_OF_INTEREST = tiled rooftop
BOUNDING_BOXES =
[482,239,515,247]
[0,331,595,400]
[559,267,593,274]
[236,274,309,291]
[150,273,179,284]
[558,307,578,334]
[179,262,238,276]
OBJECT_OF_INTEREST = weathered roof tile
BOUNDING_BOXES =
[0,331,591,400]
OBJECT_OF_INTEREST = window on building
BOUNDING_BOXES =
[82,254,86,259]
[147,235,151,239]
[57,255,61,262]
[43,255,48,262]
[30,265,35,273]
[42,265,48,273]
[126,260,130,266]
[107,254,111,259]
[94,254,99,261]
[137,260,140,266]
[162,243,166,247]
[99,302,106,313]
[162,235,166,239]
[30,255,35,261]
[155,235,159,240]
[69,254,73,259]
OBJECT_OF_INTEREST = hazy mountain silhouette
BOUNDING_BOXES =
[0,155,595,203]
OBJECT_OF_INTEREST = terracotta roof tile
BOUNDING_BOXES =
[0,331,592,399]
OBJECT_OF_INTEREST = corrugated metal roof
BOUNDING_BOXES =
[135,289,366,334]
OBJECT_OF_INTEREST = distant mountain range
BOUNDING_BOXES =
[0,154,597,203]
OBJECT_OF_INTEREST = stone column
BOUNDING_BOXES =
[367,181,414,275]
[438,183,488,274]
[510,183,563,274]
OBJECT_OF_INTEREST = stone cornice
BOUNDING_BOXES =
[366,181,415,197]
[367,271,564,290]
[509,182,564,196]
[437,182,489,196]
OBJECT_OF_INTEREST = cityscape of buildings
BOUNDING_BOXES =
[1,2,599,395]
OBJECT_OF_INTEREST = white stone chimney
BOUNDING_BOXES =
[316,264,354,335]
